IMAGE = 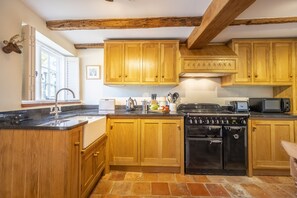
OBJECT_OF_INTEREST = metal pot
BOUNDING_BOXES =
[126,97,137,111]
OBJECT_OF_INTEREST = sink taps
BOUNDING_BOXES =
[50,88,75,119]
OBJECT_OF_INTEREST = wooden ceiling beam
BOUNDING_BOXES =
[74,43,104,49]
[47,16,297,31]
[47,16,202,30]
[187,0,256,49]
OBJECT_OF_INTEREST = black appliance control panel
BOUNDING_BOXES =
[186,115,248,126]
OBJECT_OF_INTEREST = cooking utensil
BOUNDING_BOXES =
[126,97,137,111]
[167,93,173,103]
[172,92,179,103]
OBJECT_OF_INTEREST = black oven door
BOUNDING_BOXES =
[185,137,223,174]
[223,126,247,171]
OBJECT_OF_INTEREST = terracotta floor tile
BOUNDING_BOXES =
[205,183,230,197]
[223,183,252,198]
[111,181,132,195]
[276,176,294,184]
[256,176,281,184]
[124,172,142,181]
[151,182,170,195]
[101,173,111,180]
[192,175,211,183]
[141,173,158,181]
[169,183,190,196]
[158,173,176,182]
[89,195,102,198]
[93,180,114,194]
[131,182,151,195]
[187,183,210,196]
[256,183,294,198]
[224,176,253,184]
[207,175,227,183]
[175,174,194,183]
[276,184,297,197]
[109,172,126,181]
[241,183,271,198]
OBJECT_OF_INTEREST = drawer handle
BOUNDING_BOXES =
[74,142,80,146]
[93,153,98,157]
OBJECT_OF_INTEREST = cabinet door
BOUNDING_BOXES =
[140,119,181,166]
[69,128,81,198]
[104,43,124,83]
[124,43,141,83]
[109,119,139,165]
[233,42,252,83]
[81,146,96,195]
[142,43,160,83]
[160,43,178,84]
[253,42,271,83]
[252,120,294,169]
[272,41,293,84]
[273,121,294,167]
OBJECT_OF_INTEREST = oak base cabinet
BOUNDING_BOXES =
[107,117,183,170]
[81,135,107,198]
[0,127,82,198]
[249,119,295,176]
[140,119,181,166]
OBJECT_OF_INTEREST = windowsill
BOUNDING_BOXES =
[21,100,82,108]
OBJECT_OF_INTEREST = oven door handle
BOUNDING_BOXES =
[209,139,222,144]
[187,137,222,145]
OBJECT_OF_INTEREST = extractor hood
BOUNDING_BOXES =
[179,44,238,77]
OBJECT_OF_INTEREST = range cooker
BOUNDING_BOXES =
[178,103,249,175]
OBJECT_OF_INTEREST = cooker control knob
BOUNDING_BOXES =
[225,120,229,124]
[215,120,220,124]
[199,119,203,124]
[194,119,198,124]
[221,120,224,124]
[189,119,193,124]
[241,119,246,125]
[210,120,215,124]
[206,120,210,124]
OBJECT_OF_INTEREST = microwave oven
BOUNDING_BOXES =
[249,98,290,113]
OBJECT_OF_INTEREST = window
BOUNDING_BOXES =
[22,25,79,103]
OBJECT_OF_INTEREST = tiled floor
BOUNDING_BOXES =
[90,171,296,197]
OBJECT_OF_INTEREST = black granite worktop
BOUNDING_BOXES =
[0,105,184,130]
[249,111,297,119]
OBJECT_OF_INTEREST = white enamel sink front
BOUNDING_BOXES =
[70,116,106,149]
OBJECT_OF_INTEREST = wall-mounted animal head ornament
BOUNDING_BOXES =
[2,34,24,54]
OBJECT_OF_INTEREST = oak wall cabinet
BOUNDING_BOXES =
[104,40,179,85]
[222,39,294,86]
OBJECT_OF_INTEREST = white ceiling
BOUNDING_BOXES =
[22,0,297,44]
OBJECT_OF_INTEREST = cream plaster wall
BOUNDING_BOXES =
[79,49,273,106]
[0,0,77,111]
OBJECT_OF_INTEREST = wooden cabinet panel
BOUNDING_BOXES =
[124,43,141,82]
[233,42,252,83]
[160,43,178,84]
[109,119,139,165]
[81,135,106,198]
[142,43,160,83]
[272,42,293,84]
[251,120,294,170]
[104,43,124,83]
[0,127,82,198]
[140,119,181,166]
[253,42,271,83]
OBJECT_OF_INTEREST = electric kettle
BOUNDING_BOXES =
[126,97,137,111]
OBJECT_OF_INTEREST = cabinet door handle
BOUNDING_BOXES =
[119,75,122,78]
[177,125,181,130]
[155,75,158,78]
[93,153,98,157]
[254,74,258,78]
[252,127,256,131]
[125,75,128,78]
[290,75,293,78]
[74,142,80,146]
[162,76,164,78]
[110,125,113,130]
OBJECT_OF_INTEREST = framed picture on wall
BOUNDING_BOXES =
[86,65,101,80]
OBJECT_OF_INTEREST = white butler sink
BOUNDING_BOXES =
[70,116,106,149]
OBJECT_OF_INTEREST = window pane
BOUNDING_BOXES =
[50,56,57,71]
